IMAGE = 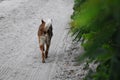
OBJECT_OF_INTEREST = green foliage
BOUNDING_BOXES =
[71,0,120,80]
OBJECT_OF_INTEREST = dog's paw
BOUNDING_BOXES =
[42,60,45,63]
[45,54,48,59]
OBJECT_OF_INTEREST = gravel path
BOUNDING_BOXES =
[0,0,74,80]
[51,34,86,80]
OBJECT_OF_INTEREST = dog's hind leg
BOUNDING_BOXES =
[38,36,41,45]
[45,43,50,58]
[40,45,45,63]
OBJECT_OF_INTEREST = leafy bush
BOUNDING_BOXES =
[71,0,120,80]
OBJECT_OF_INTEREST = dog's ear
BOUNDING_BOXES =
[41,19,45,23]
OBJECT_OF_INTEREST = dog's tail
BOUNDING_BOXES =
[45,19,52,31]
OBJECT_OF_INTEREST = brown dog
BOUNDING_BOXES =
[38,19,53,63]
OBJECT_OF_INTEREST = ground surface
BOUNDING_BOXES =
[0,0,78,80]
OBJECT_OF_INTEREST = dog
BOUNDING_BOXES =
[38,19,53,63]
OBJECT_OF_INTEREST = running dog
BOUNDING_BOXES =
[38,19,53,63]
